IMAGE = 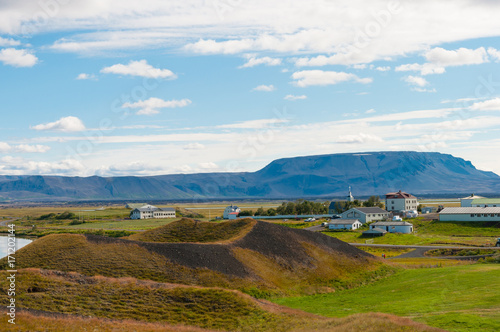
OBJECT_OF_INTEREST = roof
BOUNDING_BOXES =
[371,221,413,226]
[345,207,389,214]
[471,198,500,205]
[439,207,500,214]
[363,228,387,234]
[385,190,416,199]
[134,206,175,212]
[461,194,485,200]
[328,201,337,209]
[328,219,361,225]
[229,212,239,215]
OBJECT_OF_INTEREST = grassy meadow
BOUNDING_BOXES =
[275,264,500,332]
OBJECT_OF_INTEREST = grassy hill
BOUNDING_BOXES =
[128,218,256,243]
[0,269,444,332]
[1,219,392,297]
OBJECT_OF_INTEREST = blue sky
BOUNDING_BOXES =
[1,0,500,176]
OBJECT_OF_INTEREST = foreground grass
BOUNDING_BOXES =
[275,264,500,332]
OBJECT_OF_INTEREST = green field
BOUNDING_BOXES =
[274,264,500,332]
[63,218,179,230]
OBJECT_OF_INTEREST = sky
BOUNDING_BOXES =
[1,0,500,177]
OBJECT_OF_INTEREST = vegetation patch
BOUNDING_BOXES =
[129,218,256,243]
[275,264,500,332]
[426,248,498,257]
[356,246,413,258]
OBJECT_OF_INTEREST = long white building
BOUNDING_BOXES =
[130,205,176,219]
[439,207,500,222]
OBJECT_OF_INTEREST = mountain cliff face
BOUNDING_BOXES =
[0,151,499,201]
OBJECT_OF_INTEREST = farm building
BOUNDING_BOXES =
[370,221,413,234]
[340,207,389,224]
[471,198,500,207]
[130,205,176,219]
[385,190,418,212]
[223,205,241,219]
[439,207,500,222]
[460,194,485,207]
[327,219,362,230]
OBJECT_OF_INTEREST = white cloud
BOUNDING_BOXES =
[0,37,21,47]
[425,47,489,66]
[252,84,275,92]
[487,47,500,62]
[0,142,11,152]
[336,133,384,144]
[284,94,307,101]
[395,63,446,75]
[122,97,192,115]
[0,48,38,67]
[240,56,281,68]
[183,143,205,150]
[291,70,372,87]
[101,60,177,79]
[403,75,429,87]
[76,73,96,80]
[470,98,500,111]
[217,119,289,129]
[365,109,376,114]
[15,144,50,153]
[32,116,86,132]
[198,162,219,170]
[374,66,390,72]
[0,158,85,176]
[412,87,437,93]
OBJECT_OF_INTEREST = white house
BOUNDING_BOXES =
[471,198,500,207]
[340,207,389,224]
[439,207,500,222]
[370,221,413,234]
[460,194,485,207]
[385,190,418,212]
[223,205,241,219]
[130,205,176,219]
[328,219,362,230]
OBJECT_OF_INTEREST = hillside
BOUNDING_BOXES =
[0,269,444,332]
[1,219,390,296]
[0,151,499,201]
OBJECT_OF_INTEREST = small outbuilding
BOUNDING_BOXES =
[370,221,413,234]
[362,227,387,237]
[328,219,362,230]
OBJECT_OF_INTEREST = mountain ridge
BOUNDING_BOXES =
[0,151,499,201]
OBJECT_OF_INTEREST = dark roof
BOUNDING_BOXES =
[351,207,389,214]
[385,190,416,199]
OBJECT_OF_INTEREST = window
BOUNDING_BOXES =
[470,214,474,217]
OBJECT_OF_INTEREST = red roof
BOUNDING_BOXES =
[385,190,416,199]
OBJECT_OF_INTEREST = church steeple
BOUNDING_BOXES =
[347,186,354,202]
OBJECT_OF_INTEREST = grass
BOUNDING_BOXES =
[412,219,500,238]
[129,218,256,243]
[1,269,444,332]
[63,217,179,230]
[274,264,500,332]
[355,246,413,258]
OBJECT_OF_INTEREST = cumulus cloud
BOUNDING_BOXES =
[240,56,281,68]
[0,158,85,175]
[374,66,391,72]
[470,98,500,111]
[122,97,192,115]
[252,84,275,92]
[0,142,11,152]
[31,116,86,132]
[291,70,372,87]
[0,37,21,47]
[0,48,38,67]
[217,118,289,129]
[101,60,177,79]
[76,73,96,80]
[403,75,429,87]
[487,47,500,62]
[395,63,446,75]
[284,94,307,101]
[425,47,489,66]
[15,144,51,153]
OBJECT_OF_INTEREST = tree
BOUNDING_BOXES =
[255,207,266,216]
[239,210,253,216]
[363,196,383,208]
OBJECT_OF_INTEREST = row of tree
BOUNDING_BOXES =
[239,200,329,217]
[333,195,384,213]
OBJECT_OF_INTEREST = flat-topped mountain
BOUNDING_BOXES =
[0,151,498,201]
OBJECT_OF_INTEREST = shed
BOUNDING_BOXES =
[370,221,413,234]
[362,227,387,237]
[328,219,362,230]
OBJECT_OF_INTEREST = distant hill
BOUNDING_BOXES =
[0,151,499,201]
